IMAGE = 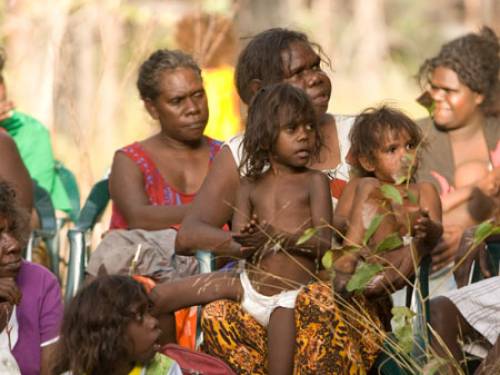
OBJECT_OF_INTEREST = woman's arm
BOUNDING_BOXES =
[176,147,240,255]
[109,152,189,229]
[150,272,242,315]
[0,132,32,211]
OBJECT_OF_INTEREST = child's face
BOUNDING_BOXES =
[369,130,417,183]
[125,301,162,364]
[271,121,316,170]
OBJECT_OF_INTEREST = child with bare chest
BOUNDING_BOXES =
[234,82,332,297]
[333,106,443,296]
[150,83,332,375]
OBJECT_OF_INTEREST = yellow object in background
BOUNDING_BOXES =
[202,65,241,142]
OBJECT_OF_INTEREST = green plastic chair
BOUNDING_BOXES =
[65,178,110,303]
[65,177,215,303]
[55,161,80,223]
[24,181,60,275]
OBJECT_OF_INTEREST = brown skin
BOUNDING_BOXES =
[0,81,15,122]
[333,130,442,295]
[175,41,339,256]
[0,132,32,212]
[333,177,442,295]
[426,66,500,271]
[109,67,212,229]
[113,304,163,375]
[0,216,56,375]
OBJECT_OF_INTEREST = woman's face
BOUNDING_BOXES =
[428,66,484,130]
[145,67,209,143]
[281,42,332,117]
[0,217,22,278]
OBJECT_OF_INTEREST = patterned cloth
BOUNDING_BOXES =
[110,138,222,229]
[445,276,500,358]
[201,282,386,374]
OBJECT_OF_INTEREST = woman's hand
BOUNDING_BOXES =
[0,277,21,305]
[453,227,492,288]
[232,216,272,259]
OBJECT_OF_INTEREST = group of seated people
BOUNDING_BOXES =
[1,24,500,375]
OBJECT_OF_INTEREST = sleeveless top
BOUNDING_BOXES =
[226,114,355,207]
[110,137,222,229]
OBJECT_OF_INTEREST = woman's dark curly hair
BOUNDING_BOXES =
[53,275,150,375]
[137,49,201,101]
[0,180,29,247]
[349,106,423,177]
[418,26,500,114]
[240,83,321,179]
[235,28,329,105]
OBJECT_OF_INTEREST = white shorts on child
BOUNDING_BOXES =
[240,270,300,327]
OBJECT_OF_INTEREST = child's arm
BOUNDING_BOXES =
[333,177,361,237]
[415,181,443,256]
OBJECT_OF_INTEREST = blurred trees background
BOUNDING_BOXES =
[0,0,499,194]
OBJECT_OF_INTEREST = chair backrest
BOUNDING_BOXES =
[471,239,500,283]
[55,161,80,222]
[75,178,110,232]
[33,181,57,234]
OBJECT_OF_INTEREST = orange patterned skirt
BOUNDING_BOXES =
[201,282,386,374]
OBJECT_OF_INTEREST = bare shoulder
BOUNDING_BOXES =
[0,131,16,149]
[307,169,330,184]
[416,180,439,196]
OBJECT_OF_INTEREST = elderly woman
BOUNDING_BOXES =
[0,180,62,375]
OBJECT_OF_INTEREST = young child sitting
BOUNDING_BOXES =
[151,83,332,375]
[52,275,182,375]
[333,106,443,296]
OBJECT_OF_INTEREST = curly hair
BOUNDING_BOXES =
[418,26,500,113]
[349,106,423,177]
[235,28,329,105]
[0,180,30,247]
[137,49,202,101]
[240,83,321,179]
[53,275,150,375]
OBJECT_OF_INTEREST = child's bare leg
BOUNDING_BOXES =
[267,307,295,375]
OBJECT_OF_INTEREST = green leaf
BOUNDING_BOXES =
[394,175,408,185]
[363,214,384,245]
[407,190,418,205]
[322,250,333,270]
[473,220,494,246]
[375,232,404,253]
[390,306,416,354]
[380,184,403,205]
[346,262,383,292]
[296,227,317,245]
